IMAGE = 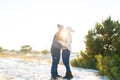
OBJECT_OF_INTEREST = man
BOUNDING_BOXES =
[50,24,64,79]
[50,25,74,79]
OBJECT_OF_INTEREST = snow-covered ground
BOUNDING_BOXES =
[0,55,109,80]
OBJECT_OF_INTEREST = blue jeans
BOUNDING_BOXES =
[62,49,71,73]
[51,46,71,76]
[51,46,61,76]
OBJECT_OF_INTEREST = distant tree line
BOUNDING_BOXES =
[0,45,50,55]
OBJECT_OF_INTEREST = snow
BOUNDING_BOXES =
[0,55,109,80]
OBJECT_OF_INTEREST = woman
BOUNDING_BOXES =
[58,27,74,79]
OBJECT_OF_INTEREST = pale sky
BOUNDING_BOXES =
[0,0,120,52]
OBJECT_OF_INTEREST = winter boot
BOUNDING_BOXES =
[51,74,62,80]
[56,74,62,77]
[51,76,57,80]
[63,72,73,79]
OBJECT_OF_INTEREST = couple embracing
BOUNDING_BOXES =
[50,24,74,79]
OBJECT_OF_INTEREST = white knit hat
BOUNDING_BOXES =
[66,27,75,32]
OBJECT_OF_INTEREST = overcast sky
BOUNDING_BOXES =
[0,0,120,52]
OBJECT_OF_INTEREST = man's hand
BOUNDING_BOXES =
[62,46,67,50]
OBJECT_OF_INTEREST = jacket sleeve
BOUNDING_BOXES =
[58,33,72,49]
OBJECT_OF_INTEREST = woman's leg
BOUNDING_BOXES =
[62,49,73,79]
[62,49,71,72]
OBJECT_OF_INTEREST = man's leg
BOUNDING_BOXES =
[51,46,61,77]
